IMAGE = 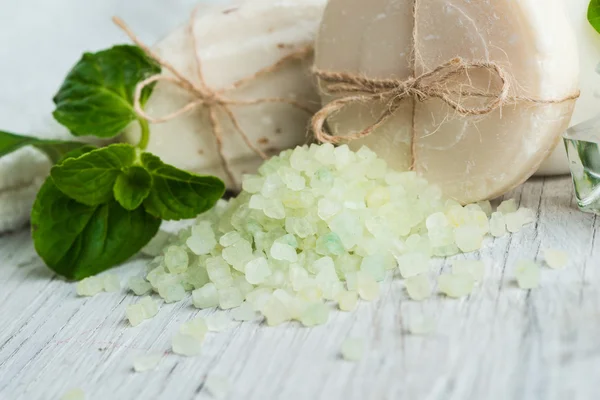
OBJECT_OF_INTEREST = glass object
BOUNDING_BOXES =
[564,114,600,214]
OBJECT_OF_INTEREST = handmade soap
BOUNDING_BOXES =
[314,0,579,203]
[537,0,600,176]
[123,0,326,188]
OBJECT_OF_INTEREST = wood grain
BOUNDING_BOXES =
[0,177,598,400]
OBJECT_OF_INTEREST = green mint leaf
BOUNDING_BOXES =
[50,143,136,206]
[0,130,87,164]
[114,165,152,210]
[53,45,161,138]
[141,152,225,220]
[31,177,161,280]
[589,0,600,33]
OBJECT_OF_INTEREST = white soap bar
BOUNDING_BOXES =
[315,0,579,203]
[537,0,600,176]
[124,0,326,188]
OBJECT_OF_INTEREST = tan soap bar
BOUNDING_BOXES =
[315,0,579,203]
[124,0,326,188]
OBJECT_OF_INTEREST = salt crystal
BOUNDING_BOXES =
[219,231,242,247]
[206,313,235,332]
[245,288,273,311]
[233,276,254,298]
[187,221,217,255]
[315,232,345,256]
[404,274,432,301]
[126,303,146,327]
[172,332,202,356]
[180,317,208,340]
[249,194,266,210]
[314,142,336,165]
[102,274,120,292]
[505,212,526,233]
[290,146,312,171]
[356,271,380,301]
[298,284,323,303]
[543,248,568,269]
[263,198,286,219]
[360,254,386,282]
[329,211,362,249]
[133,353,162,372]
[279,167,306,191]
[397,252,430,278]
[309,255,332,273]
[515,260,540,289]
[206,257,233,289]
[498,199,518,214]
[222,239,254,271]
[334,145,354,169]
[140,296,159,318]
[192,283,219,309]
[261,296,291,326]
[477,200,493,216]
[158,282,186,303]
[300,302,330,327]
[340,338,364,361]
[285,217,316,238]
[454,225,484,253]
[336,290,358,311]
[356,145,377,161]
[76,277,104,297]
[366,187,390,208]
[426,212,449,230]
[335,253,361,276]
[270,242,298,262]
[261,174,284,198]
[164,246,189,274]
[205,375,230,400]
[242,175,264,193]
[317,198,341,220]
[218,287,244,309]
[437,273,475,298]
[61,388,85,400]
[452,260,485,282]
[489,212,507,237]
[185,266,210,289]
[245,257,272,285]
[231,302,257,321]
[128,276,152,296]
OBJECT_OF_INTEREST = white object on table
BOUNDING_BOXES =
[123,0,326,189]
[315,0,578,203]
[0,177,598,399]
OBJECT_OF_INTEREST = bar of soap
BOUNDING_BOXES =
[536,0,600,176]
[124,0,326,188]
[315,0,579,203]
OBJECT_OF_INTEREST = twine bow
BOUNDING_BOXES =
[113,9,314,186]
[311,0,580,149]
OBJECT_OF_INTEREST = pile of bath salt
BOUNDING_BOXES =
[135,144,534,327]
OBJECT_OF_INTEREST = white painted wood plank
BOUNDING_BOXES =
[0,177,599,400]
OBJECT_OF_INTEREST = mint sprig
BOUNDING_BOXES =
[0,130,86,164]
[0,44,225,280]
[53,45,160,145]
[589,0,600,33]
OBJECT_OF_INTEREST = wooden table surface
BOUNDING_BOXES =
[1,176,598,400]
